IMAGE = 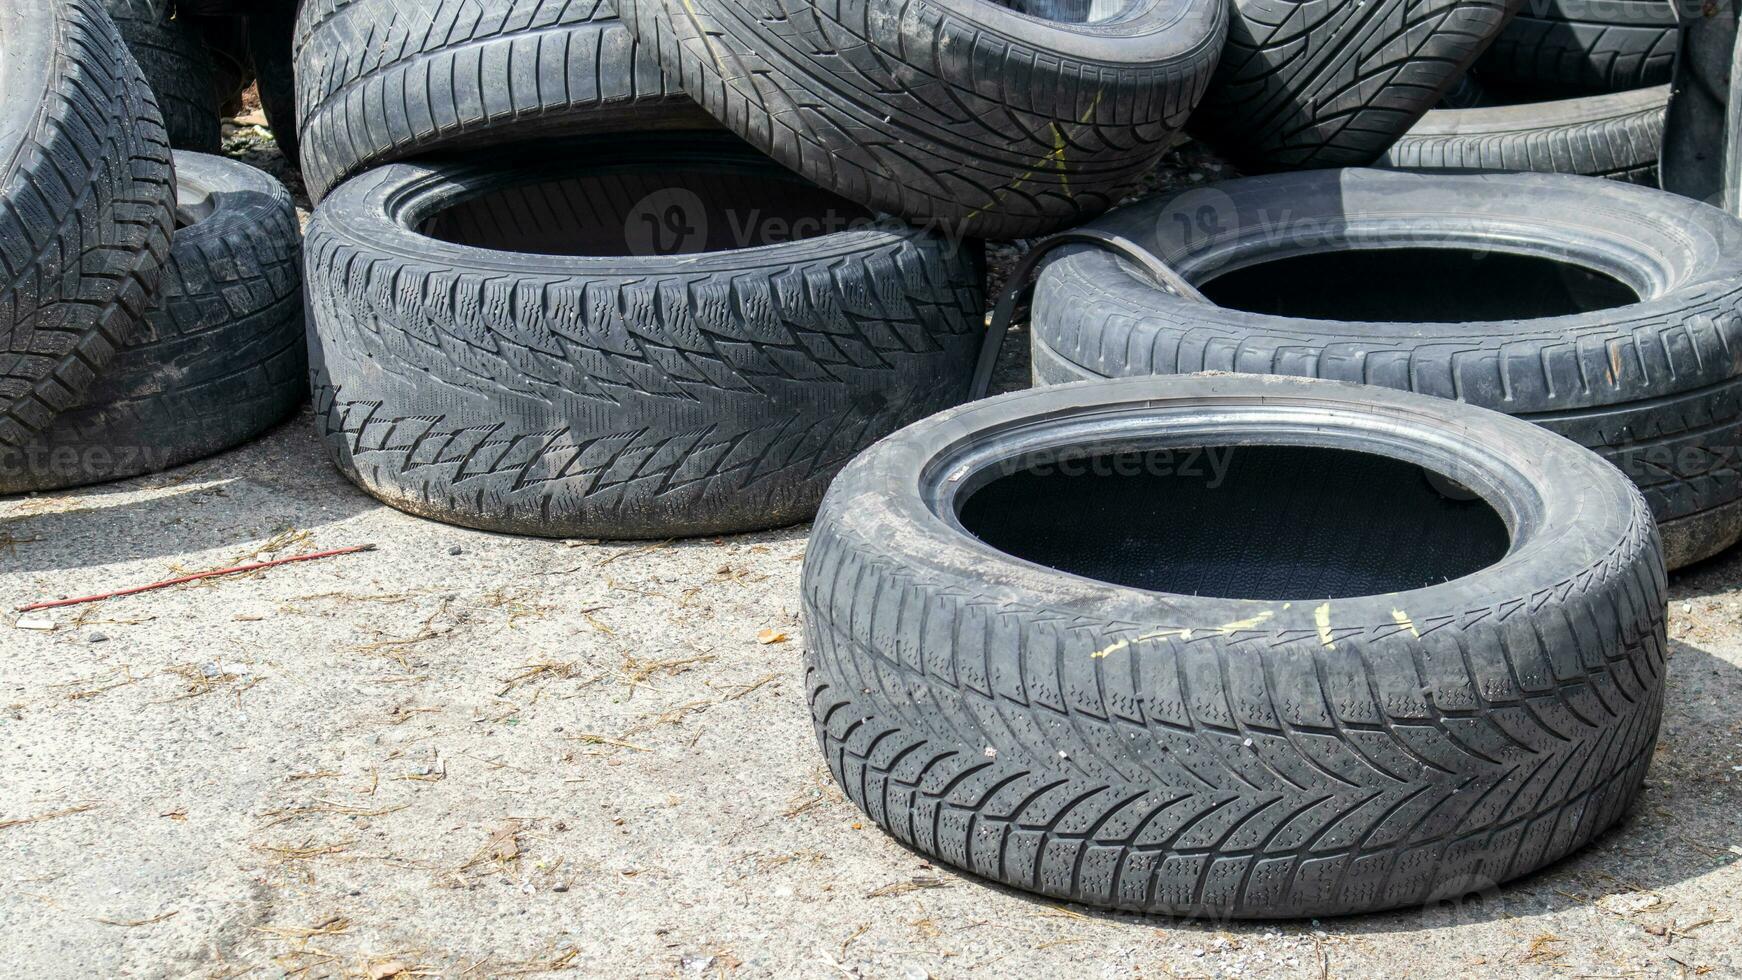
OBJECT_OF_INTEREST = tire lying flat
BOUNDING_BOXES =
[614,0,1227,239]
[804,373,1665,917]
[0,0,177,450]
[305,134,985,538]
[0,152,304,493]
[1379,84,1667,182]
[1187,0,1518,170]
[103,0,222,151]
[1477,0,1677,93]
[1029,169,1742,569]
[293,0,710,202]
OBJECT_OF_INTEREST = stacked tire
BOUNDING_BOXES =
[286,0,984,538]
[1380,0,1676,180]
[1,2,304,494]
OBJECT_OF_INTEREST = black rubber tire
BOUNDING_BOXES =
[1477,0,1678,93]
[292,0,711,204]
[1379,84,1667,181]
[103,0,221,151]
[1028,169,1742,570]
[0,153,304,493]
[803,373,1665,918]
[1186,0,1519,171]
[248,0,299,165]
[0,1,178,449]
[305,135,985,539]
[614,0,1227,240]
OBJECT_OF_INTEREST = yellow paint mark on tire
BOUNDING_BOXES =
[1314,603,1335,649]
[1391,609,1419,637]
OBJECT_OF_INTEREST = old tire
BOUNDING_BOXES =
[0,0,177,449]
[803,373,1665,917]
[614,0,1227,240]
[1477,0,1678,93]
[104,0,221,151]
[1029,169,1742,569]
[305,135,985,538]
[0,152,304,493]
[1186,0,1518,170]
[1379,84,1667,182]
[293,0,709,203]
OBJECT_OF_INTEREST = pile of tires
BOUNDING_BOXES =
[1,1,302,492]
[283,0,1254,537]
[22,0,1701,927]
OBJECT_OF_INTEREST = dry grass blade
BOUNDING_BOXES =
[865,877,949,898]
[258,802,409,830]
[0,803,98,830]
[91,910,177,927]
[254,916,351,939]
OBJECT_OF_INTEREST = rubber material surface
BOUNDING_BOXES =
[293,0,710,203]
[0,1,178,449]
[1028,169,1742,568]
[614,0,1227,239]
[1187,0,1520,170]
[803,373,1665,917]
[305,135,985,538]
[1379,84,1667,181]
[0,152,304,493]
[104,0,221,151]
[1477,0,1678,92]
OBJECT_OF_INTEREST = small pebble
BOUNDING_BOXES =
[87,632,109,643]
[448,546,464,556]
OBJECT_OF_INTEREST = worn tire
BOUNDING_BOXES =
[804,373,1666,917]
[104,0,221,151]
[0,1,177,449]
[614,0,1227,240]
[0,153,304,493]
[1187,0,1519,170]
[1029,169,1742,569]
[293,0,710,203]
[1379,84,1667,181]
[1478,0,1678,93]
[305,135,985,538]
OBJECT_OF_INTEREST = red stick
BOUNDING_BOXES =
[15,544,377,613]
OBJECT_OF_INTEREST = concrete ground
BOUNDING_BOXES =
[1,127,1740,980]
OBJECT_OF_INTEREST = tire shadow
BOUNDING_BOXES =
[0,407,377,576]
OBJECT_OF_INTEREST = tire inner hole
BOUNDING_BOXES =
[1198,247,1639,321]
[421,168,873,257]
[957,445,1511,600]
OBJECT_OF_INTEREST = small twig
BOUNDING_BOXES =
[17,545,376,612]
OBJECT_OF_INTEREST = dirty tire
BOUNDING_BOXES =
[1028,170,1742,569]
[803,374,1666,917]
[305,135,985,538]
[104,0,221,151]
[293,0,710,203]
[1477,0,1678,93]
[1379,84,1667,181]
[614,0,1227,239]
[0,0,177,450]
[0,153,305,493]
[1187,0,1519,170]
